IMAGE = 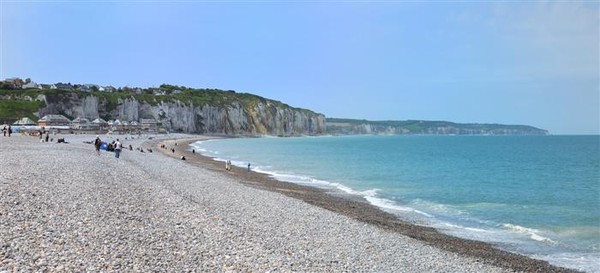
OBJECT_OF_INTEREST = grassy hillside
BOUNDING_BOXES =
[0,100,44,123]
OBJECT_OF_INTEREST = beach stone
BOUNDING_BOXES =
[0,134,538,272]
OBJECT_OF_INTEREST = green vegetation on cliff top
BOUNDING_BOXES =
[327,118,548,134]
[0,87,319,122]
[0,100,44,122]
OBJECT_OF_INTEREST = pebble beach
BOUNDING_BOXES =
[0,133,576,272]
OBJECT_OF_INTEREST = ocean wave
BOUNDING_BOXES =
[364,195,433,218]
[533,252,600,273]
[409,198,469,216]
[253,169,436,219]
[554,226,600,241]
[501,223,557,244]
[440,223,492,233]
[196,146,436,220]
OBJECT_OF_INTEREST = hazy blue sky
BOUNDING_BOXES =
[2,1,598,134]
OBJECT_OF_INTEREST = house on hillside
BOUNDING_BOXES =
[104,86,117,93]
[78,84,98,92]
[22,81,41,89]
[54,83,73,90]
[3,78,24,89]
[38,114,71,127]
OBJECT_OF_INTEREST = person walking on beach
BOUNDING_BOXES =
[94,136,102,155]
[7,125,11,137]
[247,163,251,172]
[114,139,123,158]
[2,125,6,137]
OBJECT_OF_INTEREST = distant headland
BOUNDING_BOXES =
[327,118,549,135]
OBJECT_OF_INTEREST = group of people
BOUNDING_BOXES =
[38,129,50,142]
[2,125,12,137]
[91,138,254,173]
[94,136,123,158]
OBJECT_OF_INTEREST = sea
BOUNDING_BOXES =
[191,135,600,272]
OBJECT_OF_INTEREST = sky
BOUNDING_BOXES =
[1,0,599,134]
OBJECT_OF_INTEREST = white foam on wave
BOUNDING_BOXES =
[409,198,470,216]
[233,158,437,220]
[428,220,513,245]
[502,223,557,244]
[260,169,435,221]
[440,223,492,234]
[533,252,600,273]
[364,194,434,218]
[190,142,215,154]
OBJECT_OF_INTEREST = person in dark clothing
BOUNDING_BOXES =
[94,136,102,155]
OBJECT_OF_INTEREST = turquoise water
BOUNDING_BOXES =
[192,135,600,272]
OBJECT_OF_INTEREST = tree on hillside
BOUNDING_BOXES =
[1,82,13,89]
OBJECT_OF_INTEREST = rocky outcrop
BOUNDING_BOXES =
[37,93,326,136]
[37,92,101,120]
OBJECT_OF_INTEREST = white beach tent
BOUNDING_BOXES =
[13,117,37,126]
[92,118,108,130]
[92,118,107,124]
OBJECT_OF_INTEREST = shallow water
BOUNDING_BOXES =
[193,135,600,272]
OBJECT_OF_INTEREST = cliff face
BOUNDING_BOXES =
[37,93,326,136]
[38,92,101,120]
